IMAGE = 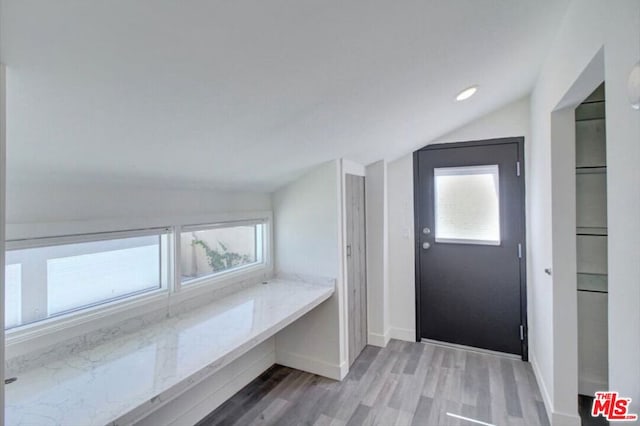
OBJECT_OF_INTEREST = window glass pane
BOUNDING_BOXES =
[181,224,262,283]
[47,236,162,315]
[434,165,501,245]
[5,234,164,329]
[5,264,22,329]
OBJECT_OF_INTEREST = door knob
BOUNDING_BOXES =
[422,242,431,250]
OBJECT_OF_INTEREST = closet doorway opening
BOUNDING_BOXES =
[575,83,609,424]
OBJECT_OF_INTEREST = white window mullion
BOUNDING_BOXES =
[173,226,182,294]
[256,224,264,264]
[20,256,48,326]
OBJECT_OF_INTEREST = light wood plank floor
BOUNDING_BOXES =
[197,340,550,426]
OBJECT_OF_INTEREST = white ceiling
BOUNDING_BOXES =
[1,0,569,191]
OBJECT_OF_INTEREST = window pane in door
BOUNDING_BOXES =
[434,165,501,245]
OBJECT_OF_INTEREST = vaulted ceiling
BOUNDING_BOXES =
[1,0,569,191]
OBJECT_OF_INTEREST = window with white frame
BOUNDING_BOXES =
[179,221,265,285]
[3,219,270,333]
[4,229,171,330]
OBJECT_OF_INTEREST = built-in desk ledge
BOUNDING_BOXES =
[6,276,334,426]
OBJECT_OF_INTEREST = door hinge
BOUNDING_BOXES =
[520,325,525,341]
[516,161,521,177]
[346,245,352,257]
[517,243,522,259]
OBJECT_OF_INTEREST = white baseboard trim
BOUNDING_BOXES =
[276,350,345,381]
[579,377,607,397]
[530,351,581,426]
[550,411,582,426]
[338,359,349,380]
[530,351,553,426]
[136,342,276,426]
[368,330,391,347]
[389,327,415,342]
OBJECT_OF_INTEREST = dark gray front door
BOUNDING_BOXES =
[414,138,527,358]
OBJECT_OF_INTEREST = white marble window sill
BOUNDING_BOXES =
[5,278,334,426]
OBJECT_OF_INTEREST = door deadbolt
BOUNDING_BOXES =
[423,227,431,235]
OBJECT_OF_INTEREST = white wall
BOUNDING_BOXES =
[6,179,271,230]
[604,4,640,418]
[272,160,347,380]
[529,1,640,424]
[387,97,530,341]
[5,180,272,244]
[428,96,531,146]
[365,160,390,347]
[387,154,415,342]
[272,161,341,278]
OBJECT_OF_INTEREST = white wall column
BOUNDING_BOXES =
[529,1,640,422]
[365,160,390,347]
[605,1,640,412]
[550,106,580,422]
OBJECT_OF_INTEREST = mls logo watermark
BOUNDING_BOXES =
[591,391,638,421]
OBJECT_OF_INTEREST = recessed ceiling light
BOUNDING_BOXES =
[456,85,478,101]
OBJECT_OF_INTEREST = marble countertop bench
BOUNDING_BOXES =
[6,278,334,426]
